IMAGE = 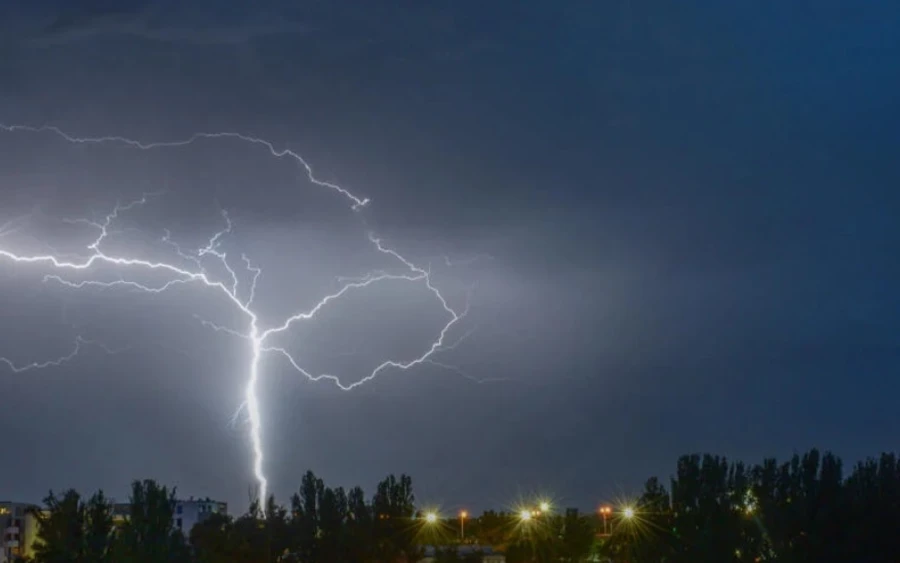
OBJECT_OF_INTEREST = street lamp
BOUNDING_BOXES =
[622,506,635,519]
[459,510,468,541]
[519,509,533,522]
[598,506,612,535]
[424,512,438,524]
[538,501,550,513]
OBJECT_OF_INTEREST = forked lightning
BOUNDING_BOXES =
[0,123,468,507]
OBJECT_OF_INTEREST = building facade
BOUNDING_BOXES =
[0,502,40,563]
[174,498,228,535]
[110,497,227,535]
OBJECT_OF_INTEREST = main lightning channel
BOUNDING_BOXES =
[0,124,467,508]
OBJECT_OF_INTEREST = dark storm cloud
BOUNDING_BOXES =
[1,0,899,513]
[4,0,308,48]
[44,0,151,35]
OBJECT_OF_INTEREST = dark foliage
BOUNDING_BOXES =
[600,449,900,563]
[26,450,900,562]
[27,472,421,563]
[28,489,113,563]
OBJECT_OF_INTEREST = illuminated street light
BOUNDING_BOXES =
[539,501,550,512]
[622,507,635,519]
[425,512,438,524]
[519,509,533,522]
[459,510,468,540]
[598,506,612,535]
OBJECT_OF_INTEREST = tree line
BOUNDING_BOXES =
[17,448,900,562]
[601,449,900,562]
[410,450,900,562]
[20,471,420,563]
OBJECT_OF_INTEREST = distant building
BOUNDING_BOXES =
[0,494,226,562]
[173,497,228,536]
[0,502,40,563]
[419,545,505,563]
[108,497,227,535]
[111,502,131,523]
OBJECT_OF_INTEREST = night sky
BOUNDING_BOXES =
[1,1,899,514]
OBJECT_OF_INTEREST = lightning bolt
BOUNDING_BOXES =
[1,336,84,373]
[0,123,469,508]
[0,335,129,373]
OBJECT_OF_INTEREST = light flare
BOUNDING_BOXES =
[519,509,533,522]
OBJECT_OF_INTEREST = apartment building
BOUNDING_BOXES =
[174,497,228,535]
[0,502,39,563]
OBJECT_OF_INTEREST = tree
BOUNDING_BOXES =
[31,490,85,563]
[230,509,269,563]
[113,479,189,563]
[83,491,114,563]
[372,474,418,563]
[264,495,292,562]
[189,512,233,563]
[346,485,374,562]
[30,489,114,563]
[317,485,348,562]
[591,448,900,563]
[468,510,511,548]
[557,509,597,563]
[290,470,323,563]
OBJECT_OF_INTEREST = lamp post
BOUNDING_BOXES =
[598,506,612,535]
[459,510,467,541]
